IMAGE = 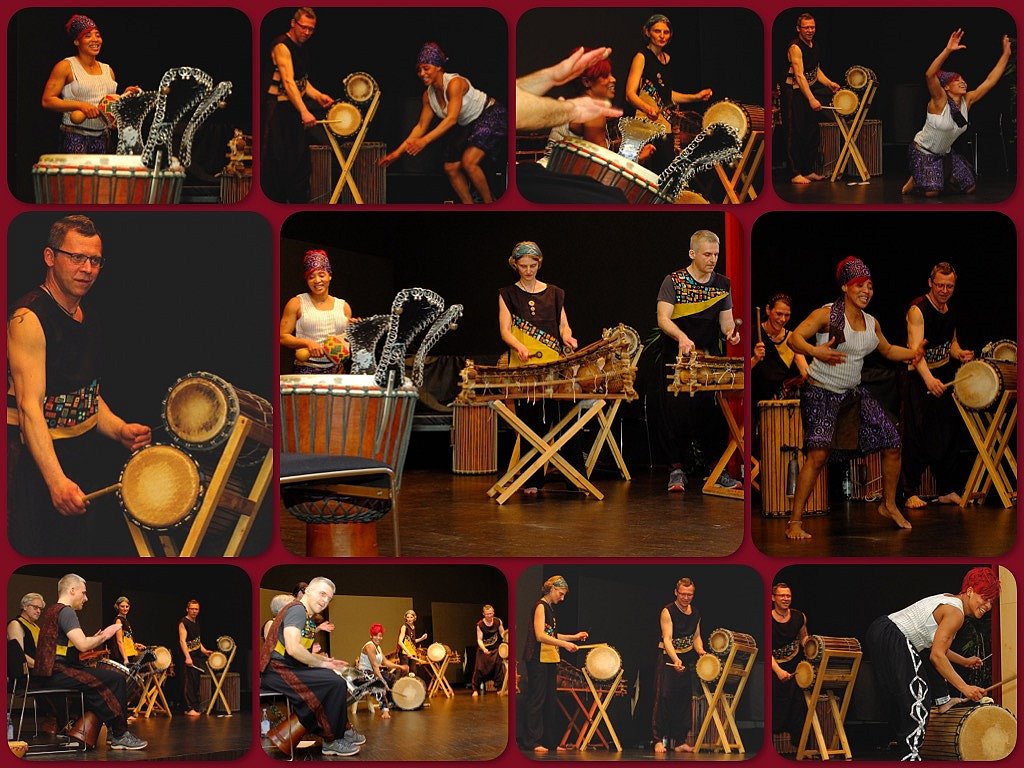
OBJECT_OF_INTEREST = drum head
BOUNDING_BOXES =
[585,645,622,681]
[164,374,234,448]
[392,676,426,710]
[326,101,361,137]
[708,629,733,654]
[845,66,873,90]
[152,646,172,671]
[804,636,822,661]
[955,360,1004,411]
[217,635,236,653]
[208,651,227,671]
[695,653,722,682]
[832,89,859,116]
[497,642,509,659]
[702,100,750,141]
[427,642,447,662]
[119,445,202,530]
[794,660,816,689]
[989,340,1017,362]
[956,704,1017,759]
[344,72,378,103]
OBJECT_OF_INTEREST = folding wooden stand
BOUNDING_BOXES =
[206,645,237,715]
[830,81,877,183]
[488,399,607,503]
[795,648,862,759]
[584,344,643,481]
[715,129,764,203]
[693,644,757,754]
[576,667,624,751]
[125,415,273,557]
[326,91,381,204]
[424,652,455,699]
[955,391,1017,508]
[133,669,172,718]
[702,391,745,500]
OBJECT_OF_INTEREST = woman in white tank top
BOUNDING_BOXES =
[41,14,140,153]
[902,29,1011,197]
[783,257,924,540]
[380,42,507,204]
[279,250,353,374]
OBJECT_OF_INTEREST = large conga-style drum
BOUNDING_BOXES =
[708,628,758,655]
[391,675,427,710]
[280,374,418,556]
[33,154,185,204]
[954,359,1018,411]
[920,703,1016,760]
[803,635,861,663]
[547,136,670,204]
[451,403,497,474]
[757,400,828,516]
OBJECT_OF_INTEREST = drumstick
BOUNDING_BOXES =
[756,308,763,344]
[84,483,121,502]
[573,644,606,650]
[982,674,1016,693]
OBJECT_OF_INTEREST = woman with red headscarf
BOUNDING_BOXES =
[784,257,924,540]
[41,14,139,153]
[358,623,408,718]
[902,29,1011,197]
[864,567,997,760]
[279,249,352,374]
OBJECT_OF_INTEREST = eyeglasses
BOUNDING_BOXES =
[295,22,315,32]
[54,248,105,268]
[27,604,44,610]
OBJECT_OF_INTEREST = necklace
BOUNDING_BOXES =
[517,280,540,294]
[41,285,79,319]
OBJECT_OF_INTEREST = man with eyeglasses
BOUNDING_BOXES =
[262,7,335,202]
[8,593,46,672]
[7,214,151,556]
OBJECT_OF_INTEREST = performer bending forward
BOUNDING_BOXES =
[785,257,923,540]
[864,567,994,760]
[260,577,366,757]
[653,577,706,753]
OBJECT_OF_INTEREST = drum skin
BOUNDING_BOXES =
[983,339,1017,363]
[208,651,228,671]
[803,635,861,662]
[325,101,362,137]
[152,645,173,671]
[831,89,859,116]
[696,653,723,682]
[427,642,447,663]
[585,645,622,681]
[217,635,236,653]
[954,359,1017,411]
[498,642,509,659]
[392,675,427,710]
[118,444,202,531]
[920,703,1016,760]
[344,72,378,103]
[794,660,816,689]
[708,628,757,654]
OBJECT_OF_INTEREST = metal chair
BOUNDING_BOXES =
[260,690,295,761]
[7,640,86,755]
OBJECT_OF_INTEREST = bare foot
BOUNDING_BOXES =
[937,492,962,505]
[472,691,479,697]
[654,742,667,754]
[791,174,811,184]
[674,743,695,753]
[905,495,928,509]
[533,746,549,754]
[381,709,391,719]
[902,176,915,194]
[785,520,812,540]
[185,709,201,716]
[937,697,966,714]
[556,746,572,753]
[878,502,912,529]
[807,172,827,181]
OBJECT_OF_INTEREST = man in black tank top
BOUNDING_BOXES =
[261,7,335,202]
[782,13,840,183]
[902,263,973,508]
[7,215,151,556]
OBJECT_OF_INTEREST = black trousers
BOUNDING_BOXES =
[42,662,128,738]
[261,98,312,203]
[262,661,351,742]
[522,658,560,749]
[772,659,806,744]
[783,87,820,177]
[182,651,204,711]
[652,653,693,743]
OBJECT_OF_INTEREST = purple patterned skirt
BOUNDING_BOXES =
[907,144,975,195]
[801,383,900,461]
[442,101,507,163]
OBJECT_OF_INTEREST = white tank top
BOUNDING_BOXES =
[808,310,878,393]
[427,72,487,125]
[913,99,969,156]
[888,594,964,652]
[358,644,382,673]
[60,57,117,133]
[294,293,349,369]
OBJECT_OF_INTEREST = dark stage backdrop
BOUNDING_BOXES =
[10,565,253,703]
[260,7,508,178]
[281,210,730,363]
[751,211,1017,356]
[7,8,253,202]
[517,7,764,110]
[517,565,764,749]
[7,212,275,556]
[262,564,509,658]
[771,7,1016,149]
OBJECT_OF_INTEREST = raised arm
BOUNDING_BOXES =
[926,30,967,107]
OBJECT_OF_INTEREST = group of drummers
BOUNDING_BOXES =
[260,578,507,757]
[7,575,228,752]
[752,257,1016,539]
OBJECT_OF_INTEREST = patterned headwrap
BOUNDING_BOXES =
[643,14,671,32]
[417,42,447,68]
[370,623,385,636]
[510,240,543,260]
[829,257,872,343]
[962,567,1001,601]
[66,14,97,42]
[937,70,963,88]
[543,575,569,594]
[303,249,332,278]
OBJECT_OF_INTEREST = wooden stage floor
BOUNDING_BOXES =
[20,711,251,761]
[771,172,1013,205]
[280,467,746,558]
[262,688,508,761]
[752,498,1016,558]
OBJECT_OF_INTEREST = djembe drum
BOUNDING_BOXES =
[547,136,671,204]
[758,400,828,516]
[32,154,185,204]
